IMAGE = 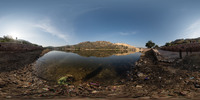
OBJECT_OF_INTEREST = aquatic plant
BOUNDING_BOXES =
[57,74,74,85]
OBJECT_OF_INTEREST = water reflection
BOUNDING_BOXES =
[69,50,136,57]
[35,50,141,85]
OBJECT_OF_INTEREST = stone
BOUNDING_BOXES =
[6,96,12,99]
[42,88,49,91]
[151,95,159,99]
[194,83,200,88]
[0,78,6,87]
[136,85,143,88]
[91,90,99,93]
[180,91,189,96]
[137,72,145,77]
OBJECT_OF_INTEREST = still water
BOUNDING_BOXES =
[35,50,141,85]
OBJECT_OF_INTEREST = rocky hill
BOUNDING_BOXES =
[165,37,200,46]
[162,37,200,52]
[57,41,137,51]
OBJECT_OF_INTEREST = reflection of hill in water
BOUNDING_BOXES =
[67,50,135,57]
[35,51,141,85]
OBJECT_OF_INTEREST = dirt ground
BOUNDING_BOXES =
[0,49,200,99]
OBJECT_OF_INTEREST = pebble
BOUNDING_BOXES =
[137,72,145,77]
[108,93,117,96]
[136,85,143,88]
[43,88,49,91]
[91,90,99,93]
[6,96,12,99]
[190,77,194,79]
[180,91,189,96]
[151,95,159,99]
[194,84,200,88]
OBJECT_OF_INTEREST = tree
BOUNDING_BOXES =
[3,35,14,42]
[145,40,155,48]
[165,42,171,46]
[154,45,159,49]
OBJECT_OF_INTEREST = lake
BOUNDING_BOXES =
[34,50,141,85]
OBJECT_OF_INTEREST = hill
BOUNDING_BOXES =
[0,36,42,51]
[0,35,39,45]
[57,41,137,51]
[161,37,200,52]
[165,37,200,46]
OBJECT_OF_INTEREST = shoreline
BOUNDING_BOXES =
[0,49,200,99]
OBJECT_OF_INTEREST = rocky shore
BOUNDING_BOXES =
[131,49,200,99]
[0,49,200,99]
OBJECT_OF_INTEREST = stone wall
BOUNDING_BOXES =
[0,43,43,51]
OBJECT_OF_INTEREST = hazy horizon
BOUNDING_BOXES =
[0,0,200,47]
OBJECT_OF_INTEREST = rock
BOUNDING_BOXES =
[137,72,144,77]
[151,95,159,99]
[0,78,6,87]
[54,85,59,88]
[42,88,49,91]
[186,92,195,98]
[89,82,99,86]
[194,83,200,88]
[6,96,12,99]
[108,93,117,96]
[138,97,151,99]
[91,90,99,93]
[180,91,189,96]
[136,85,143,88]
[190,77,194,80]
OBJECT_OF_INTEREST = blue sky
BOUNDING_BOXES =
[0,0,200,47]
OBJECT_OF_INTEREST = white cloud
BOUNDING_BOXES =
[34,19,69,42]
[183,19,200,38]
[119,31,137,36]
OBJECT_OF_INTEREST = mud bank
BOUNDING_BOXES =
[0,50,43,72]
[1,49,200,99]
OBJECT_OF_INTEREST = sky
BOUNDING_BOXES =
[0,0,200,47]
